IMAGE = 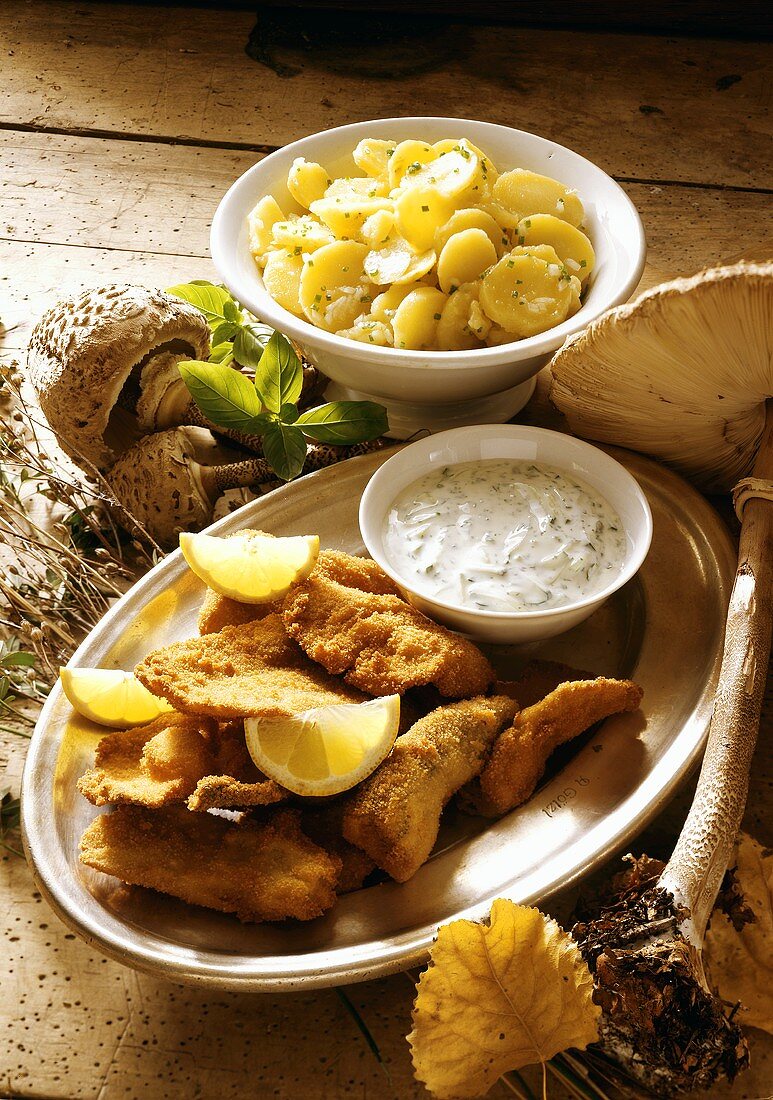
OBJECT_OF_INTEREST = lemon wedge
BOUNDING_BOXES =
[60,667,174,728]
[244,695,401,797]
[179,531,320,604]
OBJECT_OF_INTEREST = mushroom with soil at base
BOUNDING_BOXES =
[107,426,386,548]
[551,260,773,1093]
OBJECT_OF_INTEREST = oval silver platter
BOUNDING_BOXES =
[22,445,735,991]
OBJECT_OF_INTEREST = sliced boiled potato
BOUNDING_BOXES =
[394,185,456,252]
[436,282,485,351]
[517,213,595,283]
[270,214,335,253]
[568,274,583,316]
[435,207,506,255]
[299,239,369,329]
[392,286,448,350]
[480,200,521,232]
[364,237,416,284]
[287,158,330,209]
[360,208,395,248]
[437,228,497,294]
[353,138,396,178]
[493,168,584,226]
[402,140,480,202]
[370,281,429,322]
[388,139,436,189]
[262,250,305,316]
[336,318,393,346]
[326,175,389,201]
[310,196,391,239]
[248,194,285,260]
[468,299,492,341]
[485,324,519,346]
[479,251,574,337]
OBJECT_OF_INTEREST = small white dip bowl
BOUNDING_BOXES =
[211,117,646,438]
[359,425,653,643]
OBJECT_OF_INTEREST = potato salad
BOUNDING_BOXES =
[248,137,595,351]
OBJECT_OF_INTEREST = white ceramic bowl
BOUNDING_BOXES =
[211,117,646,438]
[359,425,653,643]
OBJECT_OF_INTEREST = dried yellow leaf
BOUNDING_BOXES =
[705,832,773,1034]
[408,899,600,1098]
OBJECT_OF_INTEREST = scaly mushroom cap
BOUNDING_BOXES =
[550,261,773,492]
[107,427,220,548]
[27,284,210,470]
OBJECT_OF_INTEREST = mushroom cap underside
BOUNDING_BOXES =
[550,261,773,492]
[27,283,210,470]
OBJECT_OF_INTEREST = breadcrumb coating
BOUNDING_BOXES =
[79,806,340,922]
[470,677,644,816]
[77,713,219,808]
[135,612,367,718]
[342,695,517,882]
[282,551,494,697]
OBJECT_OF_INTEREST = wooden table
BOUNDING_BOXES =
[1,6,771,1097]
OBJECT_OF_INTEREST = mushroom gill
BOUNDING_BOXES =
[26,284,210,470]
[550,261,773,492]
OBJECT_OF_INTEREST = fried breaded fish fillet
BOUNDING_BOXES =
[187,773,287,813]
[300,803,376,893]
[467,677,644,817]
[198,588,270,635]
[135,612,367,718]
[501,659,596,709]
[79,806,340,922]
[77,713,220,808]
[342,695,517,882]
[282,551,494,697]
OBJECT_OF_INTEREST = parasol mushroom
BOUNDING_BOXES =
[26,283,330,469]
[107,426,386,547]
[27,284,211,470]
[551,260,773,1092]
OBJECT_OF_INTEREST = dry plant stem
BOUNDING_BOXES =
[660,399,773,939]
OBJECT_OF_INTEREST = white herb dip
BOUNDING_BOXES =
[383,459,627,613]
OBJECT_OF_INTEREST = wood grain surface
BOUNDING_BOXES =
[0,4,771,1097]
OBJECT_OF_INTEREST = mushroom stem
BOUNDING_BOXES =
[659,399,773,938]
[183,401,266,456]
[573,404,773,1094]
[210,438,388,493]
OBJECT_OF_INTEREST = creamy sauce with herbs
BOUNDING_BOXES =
[383,459,627,613]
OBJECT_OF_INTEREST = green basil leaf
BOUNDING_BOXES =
[254,331,303,414]
[296,401,388,444]
[0,651,36,668]
[209,342,235,365]
[178,360,263,431]
[279,402,299,424]
[166,281,237,329]
[233,323,274,370]
[223,298,243,324]
[262,422,307,481]
[211,319,241,346]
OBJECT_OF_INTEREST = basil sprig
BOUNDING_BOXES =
[168,281,388,481]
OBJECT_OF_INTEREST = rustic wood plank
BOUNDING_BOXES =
[3,3,770,188]
[1,133,770,360]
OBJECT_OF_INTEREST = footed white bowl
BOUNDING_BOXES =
[211,117,646,438]
[359,425,653,643]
